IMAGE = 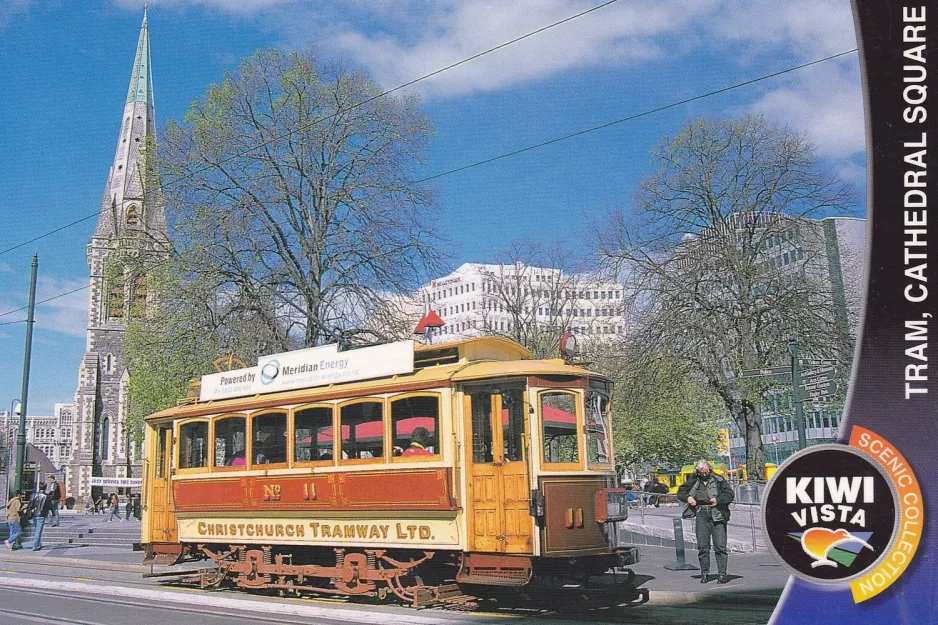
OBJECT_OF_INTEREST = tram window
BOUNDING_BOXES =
[295,407,334,462]
[178,421,208,469]
[585,392,611,467]
[252,412,287,465]
[501,389,525,462]
[541,392,579,464]
[155,425,170,478]
[214,416,246,467]
[391,395,439,457]
[340,401,384,460]
[471,394,494,463]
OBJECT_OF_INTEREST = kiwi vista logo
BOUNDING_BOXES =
[763,427,923,602]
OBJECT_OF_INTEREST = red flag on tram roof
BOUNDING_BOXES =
[413,310,445,334]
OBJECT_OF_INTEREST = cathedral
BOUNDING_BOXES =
[65,9,167,502]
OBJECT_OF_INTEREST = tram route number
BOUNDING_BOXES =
[260,483,317,502]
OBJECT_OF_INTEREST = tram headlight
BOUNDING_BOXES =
[595,488,630,523]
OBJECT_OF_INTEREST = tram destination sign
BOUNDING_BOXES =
[199,340,415,402]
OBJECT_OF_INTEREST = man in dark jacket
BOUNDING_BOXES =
[677,460,735,584]
[46,475,61,526]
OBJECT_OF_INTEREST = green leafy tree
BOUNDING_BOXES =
[589,340,724,468]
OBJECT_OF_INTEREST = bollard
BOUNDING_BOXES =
[664,517,698,570]
[749,504,758,552]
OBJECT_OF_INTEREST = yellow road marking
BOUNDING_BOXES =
[69,577,94,582]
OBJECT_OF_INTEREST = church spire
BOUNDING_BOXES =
[126,7,153,106]
[94,8,162,240]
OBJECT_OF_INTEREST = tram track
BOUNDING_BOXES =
[0,564,772,625]
[0,556,778,625]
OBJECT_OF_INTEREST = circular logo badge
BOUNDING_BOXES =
[763,445,899,583]
[260,359,280,385]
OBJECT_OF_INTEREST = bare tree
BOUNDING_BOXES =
[467,242,624,358]
[160,50,443,349]
[595,116,855,477]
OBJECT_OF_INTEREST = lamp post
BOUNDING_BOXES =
[15,253,39,493]
[772,435,780,464]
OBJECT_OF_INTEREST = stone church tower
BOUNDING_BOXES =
[66,9,167,502]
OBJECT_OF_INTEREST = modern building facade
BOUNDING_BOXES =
[64,9,166,502]
[417,262,626,343]
[727,216,866,464]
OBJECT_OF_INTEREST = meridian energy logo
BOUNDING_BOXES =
[763,445,896,584]
[260,359,280,385]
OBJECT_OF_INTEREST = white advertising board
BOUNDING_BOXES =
[199,340,415,402]
[89,477,142,488]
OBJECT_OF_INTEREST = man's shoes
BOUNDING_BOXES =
[4,540,10,550]
[32,546,41,551]
[700,574,709,584]
[718,574,729,584]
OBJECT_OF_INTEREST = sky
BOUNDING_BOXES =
[0,0,865,415]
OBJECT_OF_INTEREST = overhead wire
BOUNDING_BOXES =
[0,0,621,258]
[0,47,858,320]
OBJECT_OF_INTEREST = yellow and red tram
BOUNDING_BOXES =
[141,337,638,606]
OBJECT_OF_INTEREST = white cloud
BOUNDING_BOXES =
[746,59,864,159]
[126,0,863,161]
[707,0,857,60]
[703,1,862,163]
[34,277,89,339]
[115,0,294,15]
[0,0,33,33]
[306,1,719,99]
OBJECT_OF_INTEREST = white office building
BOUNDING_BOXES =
[417,263,626,343]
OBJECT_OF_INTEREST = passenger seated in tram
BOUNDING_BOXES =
[226,450,246,466]
[401,427,433,457]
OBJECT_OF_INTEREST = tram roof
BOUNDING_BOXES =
[146,337,607,421]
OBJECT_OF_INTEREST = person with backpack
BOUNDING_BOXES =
[46,475,62,527]
[29,484,54,551]
[5,490,25,550]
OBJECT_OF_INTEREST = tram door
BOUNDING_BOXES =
[465,387,533,553]
[147,425,177,542]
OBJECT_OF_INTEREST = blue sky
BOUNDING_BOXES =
[0,0,864,414]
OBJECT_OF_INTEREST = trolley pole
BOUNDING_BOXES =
[14,254,38,493]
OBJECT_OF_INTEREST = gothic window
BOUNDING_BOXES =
[101,417,111,460]
[126,205,139,228]
[105,353,114,374]
[108,281,124,319]
[131,276,147,318]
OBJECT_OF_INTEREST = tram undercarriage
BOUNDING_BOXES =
[148,543,640,608]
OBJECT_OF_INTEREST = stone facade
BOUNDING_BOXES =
[65,10,166,502]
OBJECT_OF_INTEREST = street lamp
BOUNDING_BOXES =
[772,435,780,464]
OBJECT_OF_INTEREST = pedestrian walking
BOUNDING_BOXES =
[677,459,735,584]
[29,484,53,551]
[46,475,62,527]
[5,490,25,550]
[125,497,133,521]
[107,493,121,522]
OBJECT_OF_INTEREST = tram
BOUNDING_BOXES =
[140,337,639,606]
